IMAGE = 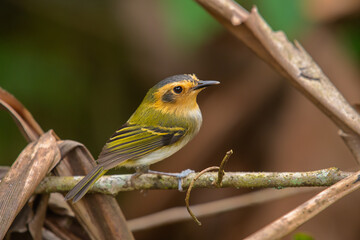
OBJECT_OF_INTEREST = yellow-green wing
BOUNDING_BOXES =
[97,123,185,169]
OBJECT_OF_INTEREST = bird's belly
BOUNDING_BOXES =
[124,108,202,167]
[125,135,193,167]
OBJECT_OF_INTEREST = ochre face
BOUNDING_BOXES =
[151,75,202,116]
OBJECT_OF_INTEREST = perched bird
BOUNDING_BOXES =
[65,74,219,203]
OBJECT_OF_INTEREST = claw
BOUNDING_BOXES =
[128,166,149,187]
[147,169,195,191]
[128,172,141,187]
[176,169,195,191]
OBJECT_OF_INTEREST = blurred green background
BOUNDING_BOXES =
[0,0,311,165]
[1,0,360,239]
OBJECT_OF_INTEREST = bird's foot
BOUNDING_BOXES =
[128,166,149,187]
[147,169,195,191]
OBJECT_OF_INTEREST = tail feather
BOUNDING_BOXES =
[65,166,106,203]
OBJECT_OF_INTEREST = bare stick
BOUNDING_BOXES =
[185,150,233,225]
[185,166,219,225]
[128,188,318,232]
[245,171,360,240]
[195,0,360,167]
[195,0,360,137]
[193,1,360,236]
[217,150,233,186]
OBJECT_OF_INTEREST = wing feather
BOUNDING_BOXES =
[97,124,185,169]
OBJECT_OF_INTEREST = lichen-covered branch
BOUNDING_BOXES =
[0,87,134,240]
[33,168,351,195]
[193,1,360,238]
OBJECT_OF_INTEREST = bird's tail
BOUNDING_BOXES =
[65,166,107,203]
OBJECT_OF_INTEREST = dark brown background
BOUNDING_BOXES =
[1,0,360,239]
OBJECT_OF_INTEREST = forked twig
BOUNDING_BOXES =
[217,150,233,186]
[185,150,234,225]
[185,166,219,226]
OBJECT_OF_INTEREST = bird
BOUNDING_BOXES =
[65,74,220,203]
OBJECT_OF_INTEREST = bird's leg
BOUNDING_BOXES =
[128,165,149,187]
[147,169,195,191]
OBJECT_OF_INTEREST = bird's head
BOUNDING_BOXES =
[144,74,219,116]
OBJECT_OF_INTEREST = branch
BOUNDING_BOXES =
[245,170,360,240]
[191,2,360,238]
[31,168,351,194]
[0,87,134,240]
[128,188,319,232]
[195,0,360,167]
[195,0,360,137]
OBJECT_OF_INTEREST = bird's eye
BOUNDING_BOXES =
[173,86,183,94]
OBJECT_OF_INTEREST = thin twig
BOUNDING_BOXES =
[245,171,360,240]
[217,150,233,186]
[193,1,360,237]
[128,188,319,232]
[185,166,219,226]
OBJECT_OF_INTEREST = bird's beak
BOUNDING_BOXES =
[192,80,220,90]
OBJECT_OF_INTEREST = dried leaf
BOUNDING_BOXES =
[1,86,134,239]
[45,219,85,240]
[48,193,74,217]
[0,166,10,180]
[0,131,60,239]
[0,87,43,141]
[54,142,134,240]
